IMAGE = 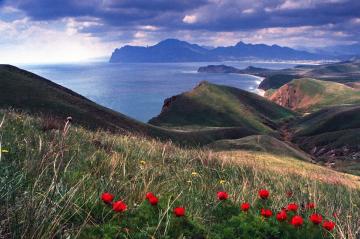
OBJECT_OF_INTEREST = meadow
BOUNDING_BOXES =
[1,110,359,238]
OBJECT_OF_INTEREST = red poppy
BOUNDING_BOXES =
[173,207,185,217]
[291,215,303,227]
[241,202,250,212]
[112,200,127,212]
[259,189,269,199]
[309,213,323,225]
[276,210,287,222]
[146,192,155,200]
[101,192,114,204]
[148,196,159,206]
[260,208,273,218]
[287,203,298,212]
[306,202,315,209]
[322,220,336,231]
[217,191,228,200]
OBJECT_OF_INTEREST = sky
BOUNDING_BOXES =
[0,0,360,63]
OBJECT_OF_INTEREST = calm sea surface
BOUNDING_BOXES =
[20,61,297,122]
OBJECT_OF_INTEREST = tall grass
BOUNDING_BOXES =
[0,111,359,238]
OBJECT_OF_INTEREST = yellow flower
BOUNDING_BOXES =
[140,160,146,165]
[219,179,226,184]
[191,172,198,176]
[1,149,9,153]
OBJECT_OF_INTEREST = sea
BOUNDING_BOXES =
[20,61,298,122]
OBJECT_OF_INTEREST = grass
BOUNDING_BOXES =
[1,111,359,238]
[207,135,311,161]
[149,81,295,133]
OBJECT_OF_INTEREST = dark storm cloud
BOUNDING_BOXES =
[8,0,209,22]
[173,0,360,31]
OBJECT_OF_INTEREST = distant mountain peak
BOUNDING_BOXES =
[109,39,323,63]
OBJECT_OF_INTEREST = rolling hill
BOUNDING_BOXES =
[286,105,360,174]
[149,81,296,133]
[198,60,360,91]
[0,65,259,145]
[268,78,360,112]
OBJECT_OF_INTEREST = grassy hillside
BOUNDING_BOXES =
[0,64,150,133]
[149,81,296,133]
[206,135,312,161]
[269,78,360,112]
[292,105,360,136]
[1,111,359,238]
[0,65,261,146]
[289,105,360,170]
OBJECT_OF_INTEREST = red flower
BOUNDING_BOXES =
[276,210,287,222]
[306,202,315,209]
[112,200,127,212]
[309,213,323,225]
[291,215,303,227]
[101,192,114,204]
[322,220,336,231]
[173,207,185,217]
[148,196,159,206]
[287,203,298,212]
[241,202,250,212]
[146,192,155,200]
[260,208,273,218]
[217,191,228,200]
[259,189,269,199]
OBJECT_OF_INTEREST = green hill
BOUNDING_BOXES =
[149,81,296,133]
[0,64,150,134]
[289,105,360,173]
[0,65,259,146]
[269,78,360,112]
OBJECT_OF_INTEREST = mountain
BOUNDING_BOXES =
[268,78,360,112]
[149,81,296,133]
[110,39,322,63]
[208,41,319,61]
[110,39,211,63]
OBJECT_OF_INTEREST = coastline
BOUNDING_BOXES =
[241,74,266,96]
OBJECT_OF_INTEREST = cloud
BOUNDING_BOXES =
[183,15,197,24]
[0,0,360,63]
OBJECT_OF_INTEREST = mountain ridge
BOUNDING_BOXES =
[110,38,322,63]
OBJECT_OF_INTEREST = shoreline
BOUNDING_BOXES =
[241,73,266,96]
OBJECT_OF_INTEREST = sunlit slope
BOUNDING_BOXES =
[269,78,360,112]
